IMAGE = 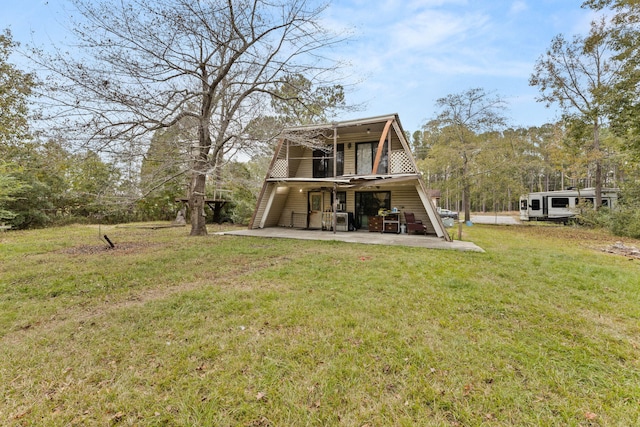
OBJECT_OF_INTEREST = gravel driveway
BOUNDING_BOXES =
[469,215,520,225]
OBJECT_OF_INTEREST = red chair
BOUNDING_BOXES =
[404,212,426,235]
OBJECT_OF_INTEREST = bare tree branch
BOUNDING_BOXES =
[30,0,350,235]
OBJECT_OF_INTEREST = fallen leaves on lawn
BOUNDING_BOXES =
[584,411,598,420]
[463,383,473,396]
[59,241,156,255]
[602,242,640,259]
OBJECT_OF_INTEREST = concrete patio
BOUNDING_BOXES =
[216,228,484,252]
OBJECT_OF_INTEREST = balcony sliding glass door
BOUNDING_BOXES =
[356,141,388,175]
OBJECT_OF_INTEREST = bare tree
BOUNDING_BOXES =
[530,18,622,207]
[32,0,348,235]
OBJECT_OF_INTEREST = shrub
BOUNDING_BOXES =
[609,205,640,238]
[571,182,640,238]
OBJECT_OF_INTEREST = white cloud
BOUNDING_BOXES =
[330,4,493,74]
[389,10,491,52]
[509,1,528,15]
[321,0,599,128]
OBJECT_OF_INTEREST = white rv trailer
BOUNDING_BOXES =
[519,188,619,222]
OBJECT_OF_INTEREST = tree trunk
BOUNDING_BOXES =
[462,154,471,222]
[463,181,471,222]
[593,120,602,208]
[189,168,208,236]
[190,113,212,236]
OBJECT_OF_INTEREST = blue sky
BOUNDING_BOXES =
[2,0,600,132]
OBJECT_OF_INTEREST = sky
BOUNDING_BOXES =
[1,0,601,133]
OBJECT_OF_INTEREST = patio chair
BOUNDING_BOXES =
[404,212,426,235]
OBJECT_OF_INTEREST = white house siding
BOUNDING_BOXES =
[344,144,356,176]
[251,182,274,229]
[251,184,293,229]
[264,191,287,228]
[346,190,355,215]
[287,145,305,178]
[277,189,308,228]
[387,185,429,222]
[295,148,313,178]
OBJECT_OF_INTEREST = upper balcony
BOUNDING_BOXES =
[266,114,419,181]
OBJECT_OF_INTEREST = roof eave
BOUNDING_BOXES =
[281,113,402,133]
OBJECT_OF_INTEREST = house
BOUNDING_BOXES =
[248,114,451,241]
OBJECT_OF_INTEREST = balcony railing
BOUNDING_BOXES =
[269,150,415,179]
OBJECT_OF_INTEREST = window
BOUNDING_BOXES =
[355,191,390,229]
[335,192,346,212]
[576,197,594,205]
[531,199,540,210]
[313,144,344,178]
[520,199,527,210]
[551,197,569,208]
[311,194,321,211]
[356,141,388,175]
[336,144,344,176]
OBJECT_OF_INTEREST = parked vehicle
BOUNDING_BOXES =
[437,208,459,220]
[519,187,618,222]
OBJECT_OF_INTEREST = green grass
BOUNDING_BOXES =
[1,223,640,426]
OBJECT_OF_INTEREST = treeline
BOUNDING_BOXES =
[408,1,640,237]
[4,1,640,238]
[411,122,630,213]
[0,136,263,229]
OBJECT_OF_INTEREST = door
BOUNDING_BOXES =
[308,192,323,229]
[355,191,390,229]
[356,141,388,175]
[528,195,542,219]
[519,197,529,220]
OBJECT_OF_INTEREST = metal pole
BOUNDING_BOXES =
[333,125,338,234]
[333,182,337,234]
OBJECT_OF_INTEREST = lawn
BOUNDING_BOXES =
[1,223,639,426]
